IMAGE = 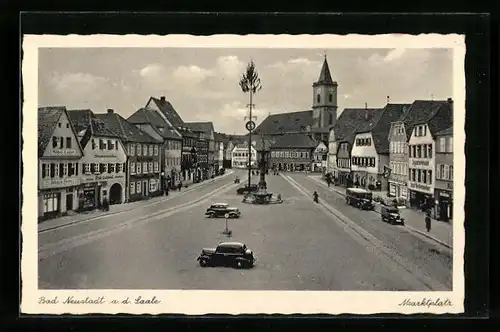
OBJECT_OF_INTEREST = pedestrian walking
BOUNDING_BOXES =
[425,214,431,232]
[178,181,182,192]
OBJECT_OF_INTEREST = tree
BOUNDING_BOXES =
[239,60,263,188]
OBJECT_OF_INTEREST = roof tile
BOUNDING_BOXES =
[95,112,162,144]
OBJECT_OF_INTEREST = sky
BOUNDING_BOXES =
[38,47,453,135]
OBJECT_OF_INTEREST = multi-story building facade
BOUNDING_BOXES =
[400,99,453,214]
[231,142,257,169]
[407,123,436,210]
[350,104,408,191]
[335,141,352,186]
[179,128,198,183]
[434,126,453,222]
[388,120,409,200]
[312,141,328,173]
[196,137,209,181]
[327,107,381,180]
[269,134,316,171]
[38,106,84,221]
[127,107,184,189]
[68,109,127,210]
[96,109,163,202]
[185,122,216,177]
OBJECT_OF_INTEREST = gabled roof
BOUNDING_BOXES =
[400,100,453,140]
[67,109,119,138]
[435,126,453,136]
[127,108,183,140]
[95,112,162,144]
[314,57,334,85]
[148,97,185,127]
[271,133,317,149]
[253,110,313,134]
[38,106,65,157]
[185,122,215,135]
[38,106,84,158]
[333,108,382,147]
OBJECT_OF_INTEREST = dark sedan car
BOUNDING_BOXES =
[205,203,241,218]
[236,184,259,195]
[197,242,256,268]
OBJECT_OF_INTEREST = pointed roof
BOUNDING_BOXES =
[253,110,313,134]
[332,108,382,144]
[184,122,215,135]
[127,108,183,140]
[147,97,185,127]
[67,109,119,138]
[435,126,453,137]
[315,57,334,85]
[399,100,453,140]
[38,106,84,158]
[95,112,162,144]
[354,104,410,154]
[271,133,318,149]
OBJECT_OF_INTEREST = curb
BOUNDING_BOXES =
[304,174,452,249]
[404,225,451,249]
[39,170,234,233]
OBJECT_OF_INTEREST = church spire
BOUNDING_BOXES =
[316,56,333,85]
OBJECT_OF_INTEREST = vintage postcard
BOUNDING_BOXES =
[22,34,465,315]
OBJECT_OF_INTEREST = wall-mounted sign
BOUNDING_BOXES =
[81,173,124,183]
[409,181,433,194]
[40,177,79,189]
[411,159,431,167]
[46,148,78,157]
[94,154,119,158]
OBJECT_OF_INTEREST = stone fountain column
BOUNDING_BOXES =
[258,148,267,190]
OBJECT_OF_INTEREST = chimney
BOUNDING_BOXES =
[447,97,453,112]
[107,109,114,114]
[160,96,166,103]
[386,95,390,104]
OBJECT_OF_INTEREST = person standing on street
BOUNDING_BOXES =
[425,211,432,232]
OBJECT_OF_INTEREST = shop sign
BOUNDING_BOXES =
[411,159,430,167]
[81,173,124,183]
[40,177,79,189]
[45,148,78,157]
[439,191,451,197]
[408,181,433,194]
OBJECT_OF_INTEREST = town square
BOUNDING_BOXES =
[36,45,454,291]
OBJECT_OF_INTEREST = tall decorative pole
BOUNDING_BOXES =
[239,60,262,189]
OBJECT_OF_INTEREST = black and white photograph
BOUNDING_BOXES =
[22,34,465,315]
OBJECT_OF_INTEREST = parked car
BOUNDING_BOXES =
[205,203,241,218]
[381,205,405,225]
[197,242,256,268]
[236,184,259,195]
[345,188,375,210]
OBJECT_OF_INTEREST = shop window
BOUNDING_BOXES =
[43,193,59,213]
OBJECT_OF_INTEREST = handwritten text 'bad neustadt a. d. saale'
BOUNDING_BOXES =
[38,296,161,305]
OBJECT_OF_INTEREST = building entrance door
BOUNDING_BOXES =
[143,180,149,196]
[66,193,73,211]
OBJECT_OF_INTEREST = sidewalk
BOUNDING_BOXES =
[39,170,233,232]
[308,175,453,248]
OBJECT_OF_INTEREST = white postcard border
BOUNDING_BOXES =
[22,34,466,315]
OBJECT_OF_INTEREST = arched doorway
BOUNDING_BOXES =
[109,183,122,205]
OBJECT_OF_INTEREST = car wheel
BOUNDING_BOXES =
[236,261,243,269]
[199,259,208,267]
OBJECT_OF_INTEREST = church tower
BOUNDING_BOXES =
[312,55,338,129]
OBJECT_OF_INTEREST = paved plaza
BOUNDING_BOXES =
[38,170,452,291]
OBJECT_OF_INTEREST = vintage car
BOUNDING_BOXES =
[205,203,241,218]
[234,176,240,183]
[236,184,259,195]
[380,205,405,225]
[345,188,375,210]
[197,242,256,268]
